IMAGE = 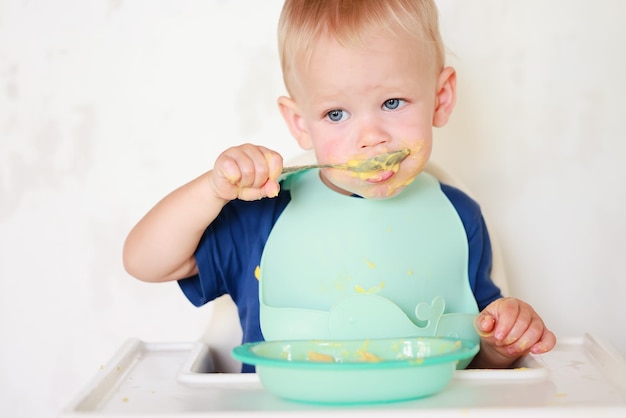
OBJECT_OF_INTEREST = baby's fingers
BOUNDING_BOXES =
[481,297,522,343]
[497,304,533,347]
[503,316,543,355]
[213,144,283,201]
[224,145,272,189]
[238,146,282,199]
[529,328,557,355]
[475,313,496,338]
[475,297,556,366]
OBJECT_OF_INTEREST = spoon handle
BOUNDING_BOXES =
[281,163,339,174]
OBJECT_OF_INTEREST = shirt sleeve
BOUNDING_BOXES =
[178,190,291,308]
[440,184,503,310]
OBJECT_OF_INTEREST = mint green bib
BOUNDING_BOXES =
[259,170,479,351]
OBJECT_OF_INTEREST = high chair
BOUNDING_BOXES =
[62,155,626,417]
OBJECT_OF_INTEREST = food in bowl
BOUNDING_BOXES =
[231,336,479,404]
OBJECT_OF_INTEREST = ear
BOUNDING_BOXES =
[277,96,313,150]
[432,66,457,127]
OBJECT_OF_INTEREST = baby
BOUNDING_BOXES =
[124,0,556,370]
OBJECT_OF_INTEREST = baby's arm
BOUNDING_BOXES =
[469,297,557,368]
[123,144,283,283]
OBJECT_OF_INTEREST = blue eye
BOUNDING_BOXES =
[326,109,349,122]
[383,99,405,110]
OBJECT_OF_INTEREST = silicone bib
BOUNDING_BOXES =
[259,170,479,350]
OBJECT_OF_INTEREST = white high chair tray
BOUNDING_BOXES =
[62,333,626,417]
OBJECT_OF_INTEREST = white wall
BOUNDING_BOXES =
[1,1,624,416]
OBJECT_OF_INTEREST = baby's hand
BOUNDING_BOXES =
[473,297,556,368]
[211,144,283,201]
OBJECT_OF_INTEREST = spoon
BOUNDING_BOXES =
[281,149,410,174]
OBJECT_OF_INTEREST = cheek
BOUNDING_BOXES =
[415,140,433,168]
[307,119,355,162]
[401,138,432,175]
[312,137,346,163]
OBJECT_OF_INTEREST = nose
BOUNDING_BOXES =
[355,116,391,149]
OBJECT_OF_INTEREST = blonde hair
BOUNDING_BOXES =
[278,0,445,95]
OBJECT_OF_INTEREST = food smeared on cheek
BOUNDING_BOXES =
[385,175,416,196]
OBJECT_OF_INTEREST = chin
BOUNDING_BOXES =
[322,166,421,199]
[341,175,416,200]
[359,183,411,200]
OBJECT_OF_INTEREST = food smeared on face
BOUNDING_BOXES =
[344,148,409,182]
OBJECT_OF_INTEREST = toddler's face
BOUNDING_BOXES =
[289,34,443,199]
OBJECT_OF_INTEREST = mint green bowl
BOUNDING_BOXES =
[231,336,479,404]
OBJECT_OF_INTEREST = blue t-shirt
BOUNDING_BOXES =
[178,179,502,371]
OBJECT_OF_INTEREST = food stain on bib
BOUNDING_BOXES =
[364,259,376,269]
[355,281,385,294]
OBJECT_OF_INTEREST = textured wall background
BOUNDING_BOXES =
[1,1,625,416]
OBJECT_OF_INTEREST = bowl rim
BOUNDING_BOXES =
[231,336,479,370]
